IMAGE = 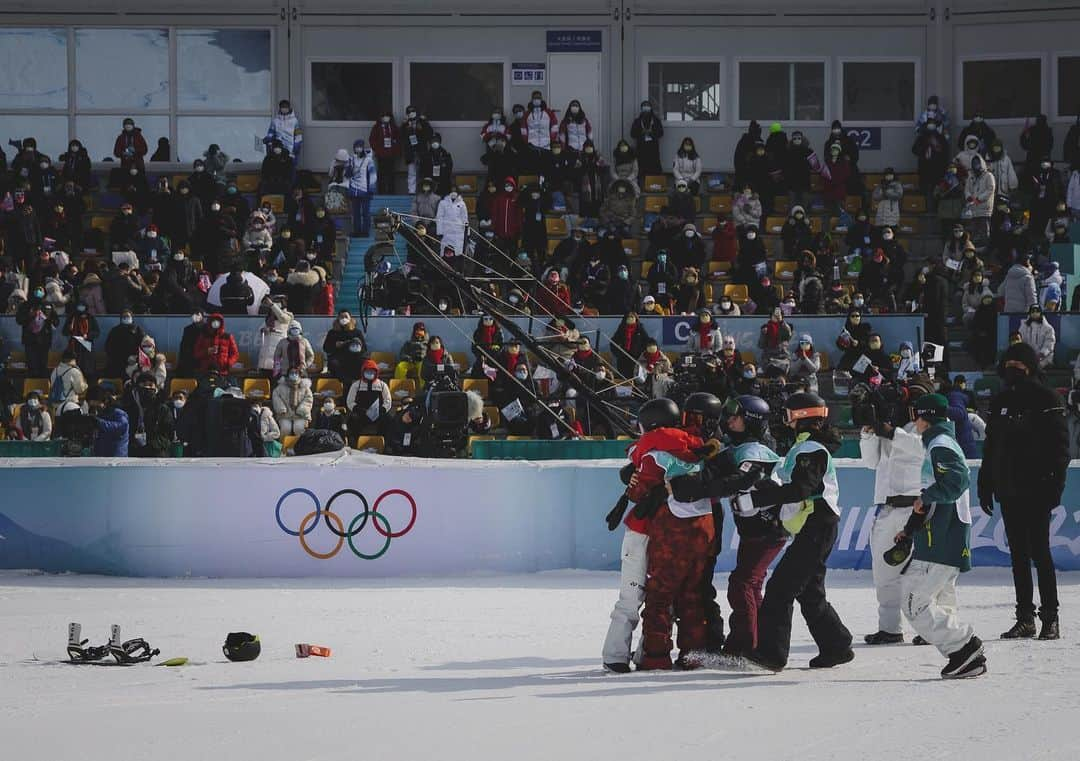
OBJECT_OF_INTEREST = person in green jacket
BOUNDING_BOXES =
[892,393,987,679]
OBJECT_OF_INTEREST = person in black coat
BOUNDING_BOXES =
[957,112,997,151]
[59,139,94,190]
[604,264,636,316]
[219,269,254,315]
[609,312,650,379]
[176,310,205,377]
[103,312,145,378]
[733,120,763,190]
[978,342,1068,640]
[323,311,366,383]
[630,99,664,177]
[922,262,951,368]
[784,131,813,207]
[1020,114,1054,167]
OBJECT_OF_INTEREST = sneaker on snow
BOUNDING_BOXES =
[863,631,904,645]
[1000,620,1037,639]
[809,649,855,668]
[1038,619,1060,641]
[603,662,631,674]
[911,635,930,646]
[941,636,985,678]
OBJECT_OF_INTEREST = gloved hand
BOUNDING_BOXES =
[606,494,630,531]
[873,421,895,439]
[670,473,705,503]
[692,438,723,460]
[619,463,635,486]
[632,485,667,520]
[731,491,757,518]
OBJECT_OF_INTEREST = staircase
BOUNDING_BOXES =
[336,195,414,315]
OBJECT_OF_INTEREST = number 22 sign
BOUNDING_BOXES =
[845,127,881,151]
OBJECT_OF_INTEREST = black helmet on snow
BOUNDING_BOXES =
[223,632,261,662]
[637,398,681,432]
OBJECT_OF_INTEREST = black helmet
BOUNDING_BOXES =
[783,391,829,426]
[223,632,261,662]
[683,392,724,420]
[638,398,680,432]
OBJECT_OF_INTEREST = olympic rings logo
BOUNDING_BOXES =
[275,487,418,560]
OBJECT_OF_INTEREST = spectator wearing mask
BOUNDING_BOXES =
[491,177,523,252]
[733,120,763,190]
[607,312,648,379]
[436,186,469,259]
[254,296,294,375]
[344,358,392,441]
[272,369,313,436]
[112,117,148,173]
[368,111,400,195]
[823,143,852,214]
[249,396,281,457]
[419,132,454,197]
[100,310,143,377]
[469,314,505,377]
[837,309,872,371]
[532,268,572,317]
[711,214,738,265]
[121,371,168,457]
[825,119,861,179]
[86,385,129,457]
[599,179,637,238]
[673,137,703,195]
[733,225,766,288]
[243,211,274,252]
[732,186,763,233]
[15,390,51,441]
[999,254,1037,313]
[59,139,93,190]
[746,140,775,213]
[345,139,377,238]
[758,308,794,368]
[1020,114,1054,168]
[915,95,951,140]
[577,141,606,219]
[481,133,515,190]
[284,185,316,241]
[955,134,983,177]
[310,207,337,262]
[912,117,950,204]
[559,100,593,155]
[48,349,87,407]
[964,155,996,245]
[321,310,364,379]
[674,266,703,315]
[134,224,170,273]
[273,320,314,380]
[219,269,255,315]
[986,141,1019,198]
[1018,304,1056,369]
[686,309,720,353]
[872,169,903,231]
[781,206,813,259]
[789,334,820,392]
[61,302,99,378]
[394,322,428,383]
[524,90,559,169]
[961,271,993,327]
[125,335,166,391]
[421,335,458,388]
[259,138,294,196]
[194,313,239,374]
[187,158,217,209]
[176,310,204,377]
[668,179,697,226]
[605,264,636,316]
[630,100,664,177]
[481,107,509,145]
[893,341,921,381]
[671,223,706,274]
[956,111,996,154]
[610,140,640,195]
[265,99,303,163]
[282,260,317,314]
[785,131,814,208]
[311,397,348,440]
[400,105,433,194]
[1027,159,1064,237]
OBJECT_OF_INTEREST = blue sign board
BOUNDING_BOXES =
[546,30,602,53]
[845,126,882,151]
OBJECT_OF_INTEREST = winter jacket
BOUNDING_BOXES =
[412,190,442,229]
[673,154,703,185]
[491,179,523,240]
[859,422,923,504]
[113,128,148,168]
[368,121,401,158]
[788,347,821,392]
[266,110,303,157]
[273,335,315,376]
[961,283,993,316]
[1067,170,1080,212]
[257,301,294,371]
[987,150,1019,197]
[872,179,903,227]
[256,406,281,443]
[611,156,640,191]
[559,117,593,152]
[1018,317,1056,365]
[526,104,559,149]
[435,195,469,256]
[93,407,130,457]
[686,326,721,352]
[419,147,454,194]
[48,362,88,405]
[998,264,1038,313]
[907,421,972,571]
[732,195,762,228]
[599,189,636,229]
[346,152,377,196]
[823,159,852,203]
[963,164,996,218]
[193,314,239,373]
[272,376,313,422]
[286,269,320,314]
[400,117,433,163]
[243,226,273,251]
[77,274,107,316]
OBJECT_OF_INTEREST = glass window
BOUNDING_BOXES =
[739,61,824,122]
[409,62,503,121]
[75,28,169,110]
[647,62,721,122]
[0,29,68,109]
[842,62,915,122]
[0,115,70,159]
[310,61,393,122]
[962,58,1041,119]
[178,29,272,112]
[178,116,269,162]
[1058,56,1080,118]
[74,115,170,162]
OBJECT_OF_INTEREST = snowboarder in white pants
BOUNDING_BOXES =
[859,419,925,643]
[601,528,649,670]
[891,394,986,679]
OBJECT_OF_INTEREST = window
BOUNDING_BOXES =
[1058,56,1080,118]
[0,29,68,109]
[310,61,393,122]
[75,29,169,110]
[738,61,824,122]
[177,116,269,162]
[842,61,916,122]
[647,62,722,122]
[962,58,1041,120]
[178,29,271,112]
[0,115,69,158]
[409,62,503,121]
[75,115,171,161]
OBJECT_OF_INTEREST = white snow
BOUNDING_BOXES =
[0,569,1076,760]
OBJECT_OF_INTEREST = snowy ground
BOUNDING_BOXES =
[0,569,1076,761]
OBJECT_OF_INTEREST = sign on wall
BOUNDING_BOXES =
[845,126,882,151]
[545,30,602,53]
[511,62,546,86]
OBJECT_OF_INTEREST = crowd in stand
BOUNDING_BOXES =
[2,91,1080,455]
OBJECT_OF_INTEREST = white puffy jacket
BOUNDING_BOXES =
[859,423,924,504]
[1018,318,1056,366]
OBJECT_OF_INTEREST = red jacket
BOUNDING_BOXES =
[824,159,852,203]
[113,129,148,168]
[711,220,738,262]
[313,282,335,316]
[626,427,704,533]
[193,313,240,373]
[368,121,401,158]
[533,282,572,317]
[491,177,523,240]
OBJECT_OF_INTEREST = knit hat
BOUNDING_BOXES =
[912,393,948,422]
[769,122,783,134]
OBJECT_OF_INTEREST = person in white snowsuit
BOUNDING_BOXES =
[986,142,1019,198]
[272,370,313,436]
[955,134,982,176]
[256,297,294,373]
[859,414,926,644]
[265,99,303,163]
[1018,304,1056,369]
[435,189,469,257]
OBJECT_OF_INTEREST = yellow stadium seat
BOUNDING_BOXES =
[644,196,666,214]
[897,217,917,234]
[23,378,50,399]
[90,215,112,234]
[708,260,732,277]
[229,352,248,374]
[282,435,299,456]
[454,175,478,193]
[643,175,669,193]
[708,195,731,214]
[641,260,653,277]
[809,217,823,234]
[810,174,824,192]
[506,435,533,441]
[818,352,830,370]
[517,174,539,187]
[235,174,259,193]
[622,239,641,259]
[765,216,785,234]
[723,283,749,305]
[845,196,863,212]
[168,377,197,397]
[260,194,285,213]
[863,173,884,188]
[899,173,919,191]
[47,351,62,369]
[462,378,489,399]
[774,260,799,280]
[545,217,568,237]
[369,351,395,375]
[389,378,416,400]
[354,435,385,454]
[740,351,756,364]
[467,435,495,456]
[463,195,477,214]
[902,196,927,214]
[243,377,271,400]
[773,196,790,214]
[483,406,501,428]
[315,377,344,399]
[547,238,561,256]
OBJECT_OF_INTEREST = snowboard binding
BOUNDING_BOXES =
[107,625,159,664]
[66,623,110,662]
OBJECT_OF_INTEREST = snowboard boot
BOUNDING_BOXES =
[674,651,707,671]
[1038,619,1060,641]
[911,635,930,646]
[636,654,673,671]
[809,648,855,669]
[941,636,985,679]
[1000,619,1037,639]
[863,631,904,645]
[704,602,726,654]
[744,650,785,673]
[603,662,631,674]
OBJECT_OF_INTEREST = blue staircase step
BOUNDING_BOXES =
[336,195,413,314]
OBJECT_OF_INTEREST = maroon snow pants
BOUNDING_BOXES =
[724,534,787,656]
[640,504,715,669]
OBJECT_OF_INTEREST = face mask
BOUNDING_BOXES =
[799,342,810,351]
[513,111,524,119]
[532,99,541,107]
[407,111,417,120]
[794,213,804,221]
[431,141,441,150]
[195,166,204,173]
[901,349,912,359]
[287,373,300,382]
[438,301,448,311]
[210,203,221,212]
[1031,312,1043,322]
[869,342,881,351]
[1002,366,1027,386]
[792,138,802,146]
[142,346,155,358]
[76,304,87,313]
[685,229,695,238]
[192,314,203,324]
[172,399,186,410]
[721,300,731,309]
[656,254,667,264]
[1041,163,1051,171]
[210,320,221,329]
[954,230,963,239]
[274,147,283,155]
[853,298,864,307]
[831,128,841,135]
[282,231,291,239]
[288,329,301,338]
[743,369,755,379]
[553,147,562,155]
[746,232,756,241]
[339,316,351,326]
[974,116,983,123]
[121,316,133,325]
[180,188,190,195]
[423,186,433,193]
[974,276,983,284]
[322,403,335,414]
[682,143,692,151]
[570,106,580,115]
[883,232,894,242]
[147,231,157,239]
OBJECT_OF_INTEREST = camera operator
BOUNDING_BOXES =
[493,361,540,436]
[53,399,98,456]
[384,400,425,456]
[858,384,930,645]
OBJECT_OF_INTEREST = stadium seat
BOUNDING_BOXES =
[818,352,831,371]
[369,351,396,375]
[518,174,539,187]
[773,196,790,214]
[505,435,533,441]
[23,378,50,398]
[90,215,112,234]
[622,239,640,259]
[740,351,756,364]
[547,238,561,256]
[708,260,732,277]
[463,196,477,214]
[454,175,478,193]
[644,196,666,214]
[545,217,568,237]
[708,196,731,214]
[260,194,285,213]
[354,435,385,454]
[47,351,62,369]
[281,435,299,456]
[389,378,416,400]
[484,406,501,427]
[243,377,271,400]
[169,378,198,396]
[235,174,259,193]
[643,175,668,193]
[462,378,489,398]
[897,217,917,234]
[902,196,927,214]
[640,260,653,277]
[723,283,749,305]
[467,435,495,456]
[774,260,799,280]
[315,378,344,399]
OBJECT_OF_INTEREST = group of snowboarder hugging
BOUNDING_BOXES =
[602,389,988,680]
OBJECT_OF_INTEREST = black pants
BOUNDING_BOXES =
[375,156,396,195]
[25,343,49,378]
[755,509,852,667]
[1001,499,1059,622]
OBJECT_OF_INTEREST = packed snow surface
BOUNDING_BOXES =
[0,569,1075,760]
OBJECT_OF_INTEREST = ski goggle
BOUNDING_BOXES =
[785,406,829,424]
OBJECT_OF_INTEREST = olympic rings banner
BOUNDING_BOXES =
[1,451,1080,577]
